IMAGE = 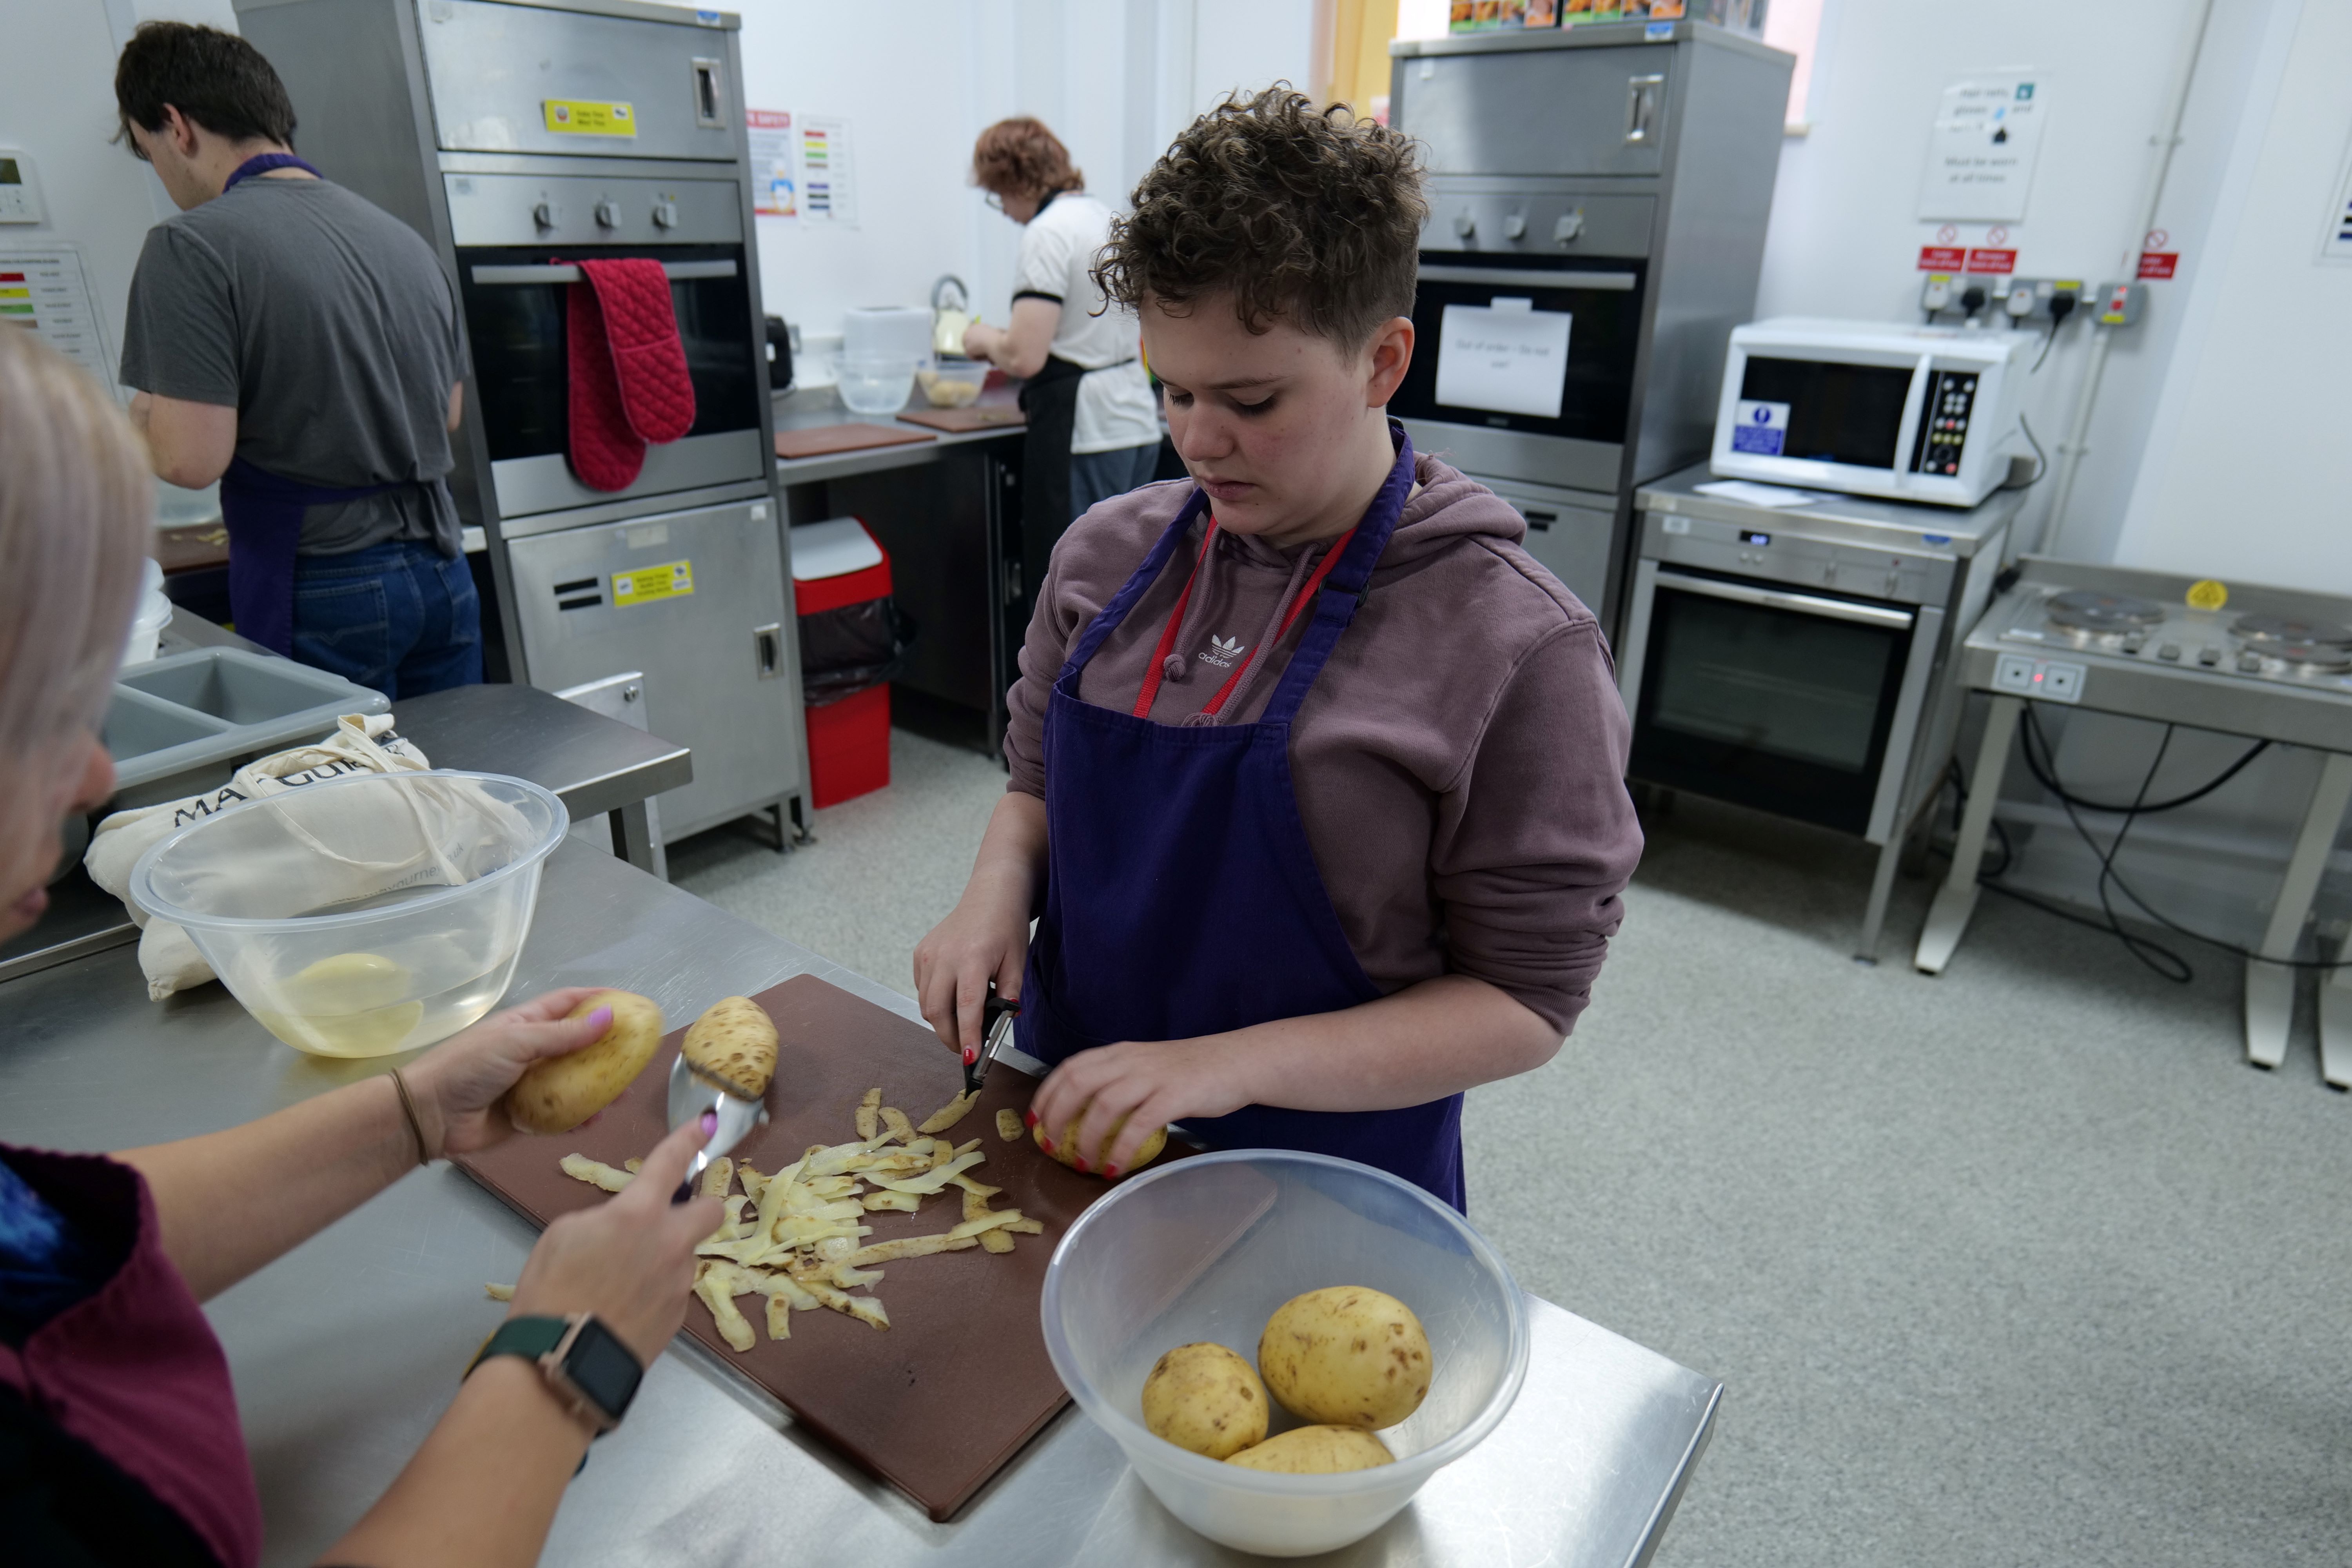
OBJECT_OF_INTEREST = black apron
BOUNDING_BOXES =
[1016,352,1088,588]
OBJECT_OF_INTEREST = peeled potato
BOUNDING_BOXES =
[681,995,777,1098]
[505,990,663,1134]
[1258,1287,1432,1430]
[1034,1110,1166,1175]
[1223,1425,1394,1474]
[1141,1342,1269,1460]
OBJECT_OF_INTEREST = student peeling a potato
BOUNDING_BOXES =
[0,325,722,1568]
[915,89,1641,1206]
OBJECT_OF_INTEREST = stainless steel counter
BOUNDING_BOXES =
[0,845,1720,1567]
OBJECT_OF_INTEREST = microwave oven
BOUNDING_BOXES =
[1709,319,2032,507]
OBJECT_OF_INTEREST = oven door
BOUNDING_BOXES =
[1619,562,1944,840]
[1393,257,1645,492]
[458,245,766,523]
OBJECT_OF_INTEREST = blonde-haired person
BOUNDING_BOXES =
[0,327,720,1566]
[961,116,1163,587]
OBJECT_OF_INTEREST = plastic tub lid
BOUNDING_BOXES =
[791,517,885,581]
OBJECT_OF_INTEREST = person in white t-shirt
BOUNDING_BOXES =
[961,118,1162,570]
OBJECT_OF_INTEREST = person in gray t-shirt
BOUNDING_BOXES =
[115,21,480,699]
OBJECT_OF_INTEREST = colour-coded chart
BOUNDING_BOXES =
[0,246,110,381]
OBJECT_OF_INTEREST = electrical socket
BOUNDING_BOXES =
[1921,273,2084,322]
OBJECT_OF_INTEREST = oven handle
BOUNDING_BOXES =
[468,260,741,285]
[1653,568,1917,629]
[1416,265,1637,292]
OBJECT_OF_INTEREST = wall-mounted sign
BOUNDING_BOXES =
[2136,251,2179,279]
[1918,75,2047,224]
[1964,247,2016,275]
[1917,245,1966,270]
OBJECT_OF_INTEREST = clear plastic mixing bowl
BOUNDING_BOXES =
[832,351,918,414]
[128,770,567,1058]
[1041,1150,1530,1557]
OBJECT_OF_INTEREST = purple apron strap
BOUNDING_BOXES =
[221,152,322,193]
[217,456,400,657]
[0,1146,263,1568]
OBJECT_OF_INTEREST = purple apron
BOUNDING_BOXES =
[1016,429,1467,1210]
[0,1146,264,1567]
[212,154,405,659]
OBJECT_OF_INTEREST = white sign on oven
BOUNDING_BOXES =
[1434,300,1570,419]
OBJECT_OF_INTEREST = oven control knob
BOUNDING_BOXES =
[652,199,681,229]
[2157,643,2181,661]
[2238,651,2263,672]
[594,198,622,229]
[1502,212,1527,240]
[532,199,562,230]
[2196,646,2220,667]
[1452,211,1477,239]
[1553,210,1586,244]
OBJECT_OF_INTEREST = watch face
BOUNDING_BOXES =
[564,1318,643,1417]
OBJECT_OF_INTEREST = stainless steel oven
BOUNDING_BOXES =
[1622,466,2022,957]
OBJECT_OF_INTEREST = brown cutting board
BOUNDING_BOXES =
[774,423,936,459]
[452,974,1178,1521]
[897,405,1027,433]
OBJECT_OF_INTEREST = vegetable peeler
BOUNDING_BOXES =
[964,990,1022,1097]
[667,1054,769,1205]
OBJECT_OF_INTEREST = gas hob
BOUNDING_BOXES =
[1957,559,2352,748]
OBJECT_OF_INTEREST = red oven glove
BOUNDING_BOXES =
[565,258,700,492]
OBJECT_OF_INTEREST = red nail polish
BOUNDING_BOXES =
[1022,1111,1038,1128]
[1072,1157,1090,1173]
[1039,1137,1055,1153]
[1102,1165,1120,1180]
[964,1047,976,1064]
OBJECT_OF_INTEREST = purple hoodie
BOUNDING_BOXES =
[1005,452,1643,1036]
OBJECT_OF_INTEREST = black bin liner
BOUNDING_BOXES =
[799,595,917,708]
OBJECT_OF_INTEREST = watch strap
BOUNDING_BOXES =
[466,1315,570,1381]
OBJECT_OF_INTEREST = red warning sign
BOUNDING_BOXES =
[2136,250,2179,279]
[1917,245,1967,271]
[1964,248,2017,275]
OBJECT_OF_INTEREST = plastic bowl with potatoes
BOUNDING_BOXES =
[1040,1150,1530,1557]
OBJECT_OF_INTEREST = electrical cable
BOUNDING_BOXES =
[1935,715,2346,976]
[2031,318,2059,373]
[2005,414,2049,490]
[2029,289,2077,374]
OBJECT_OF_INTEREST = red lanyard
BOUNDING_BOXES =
[1130,521,1359,719]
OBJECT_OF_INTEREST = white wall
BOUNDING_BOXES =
[734,0,1313,350]
[1753,0,2283,569]
[2114,0,2350,595]
[0,0,238,397]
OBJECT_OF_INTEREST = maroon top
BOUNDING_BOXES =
[1006,455,1643,1035]
[0,1145,264,1568]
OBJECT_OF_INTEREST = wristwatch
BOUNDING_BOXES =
[466,1314,643,1432]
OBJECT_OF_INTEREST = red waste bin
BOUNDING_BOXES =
[795,521,897,809]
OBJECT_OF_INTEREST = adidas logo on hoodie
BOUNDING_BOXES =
[1198,633,1246,669]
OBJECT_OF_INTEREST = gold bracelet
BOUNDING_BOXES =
[389,1068,432,1166]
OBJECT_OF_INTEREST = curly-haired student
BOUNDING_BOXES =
[915,88,1642,1209]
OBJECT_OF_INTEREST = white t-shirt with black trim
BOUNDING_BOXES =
[1013,191,1162,455]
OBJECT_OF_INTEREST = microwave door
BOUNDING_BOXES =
[1892,354,1934,495]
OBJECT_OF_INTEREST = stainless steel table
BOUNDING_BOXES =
[0,846,1721,1567]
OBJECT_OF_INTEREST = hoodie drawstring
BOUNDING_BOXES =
[1130,512,1362,724]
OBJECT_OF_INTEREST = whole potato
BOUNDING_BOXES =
[681,995,777,1099]
[1140,1342,1268,1460]
[505,990,664,1134]
[1034,1110,1166,1175]
[1223,1425,1394,1474]
[1258,1287,1432,1430]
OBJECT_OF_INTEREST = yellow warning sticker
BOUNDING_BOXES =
[543,100,637,136]
[2185,579,2228,612]
[612,559,693,607]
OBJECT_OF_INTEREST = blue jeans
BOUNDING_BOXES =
[1069,441,1161,521]
[291,539,483,701]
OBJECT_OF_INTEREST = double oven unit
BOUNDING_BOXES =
[237,0,806,846]
[1622,466,2025,958]
[1388,22,1793,631]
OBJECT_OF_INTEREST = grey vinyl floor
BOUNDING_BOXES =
[670,729,2352,1568]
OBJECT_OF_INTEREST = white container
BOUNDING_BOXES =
[841,305,933,362]
[120,558,171,668]
[1041,1150,1530,1557]
[831,351,918,415]
[128,770,567,1058]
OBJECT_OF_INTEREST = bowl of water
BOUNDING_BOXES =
[129,770,567,1058]
[831,351,919,414]
[1041,1150,1530,1557]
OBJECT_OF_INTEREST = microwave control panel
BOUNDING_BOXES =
[1909,371,1980,477]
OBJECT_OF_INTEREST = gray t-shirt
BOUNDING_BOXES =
[120,177,467,557]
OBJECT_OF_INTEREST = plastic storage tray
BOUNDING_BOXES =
[105,648,388,808]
